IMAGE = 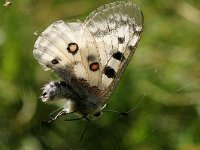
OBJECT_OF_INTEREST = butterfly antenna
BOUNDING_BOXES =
[65,116,84,121]
[103,109,129,116]
[103,92,148,116]
[80,119,90,142]
[126,92,148,114]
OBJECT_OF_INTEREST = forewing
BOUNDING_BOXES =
[84,1,144,101]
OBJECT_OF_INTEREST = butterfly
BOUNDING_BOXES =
[33,1,144,122]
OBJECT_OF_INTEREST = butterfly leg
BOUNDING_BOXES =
[47,108,69,123]
[103,110,129,116]
[41,81,79,102]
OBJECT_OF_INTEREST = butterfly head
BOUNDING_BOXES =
[74,99,106,120]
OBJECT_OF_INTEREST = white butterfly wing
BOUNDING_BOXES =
[33,1,143,101]
[84,1,144,101]
[34,20,103,98]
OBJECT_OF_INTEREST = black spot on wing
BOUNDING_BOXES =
[128,45,135,51]
[51,59,59,64]
[67,43,79,55]
[104,66,116,78]
[118,37,125,44]
[112,51,125,61]
[87,55,96,62]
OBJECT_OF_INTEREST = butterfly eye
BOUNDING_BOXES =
[51,59,59,64]
[67,43,79,55]
[90,62,99,71]
[112,51,125,61]
[93,111,101,117]
[104,66,116,78]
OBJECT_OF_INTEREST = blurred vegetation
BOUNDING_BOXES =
[0,0,200,149]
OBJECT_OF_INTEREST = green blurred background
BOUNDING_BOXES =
[0,0,200,149]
